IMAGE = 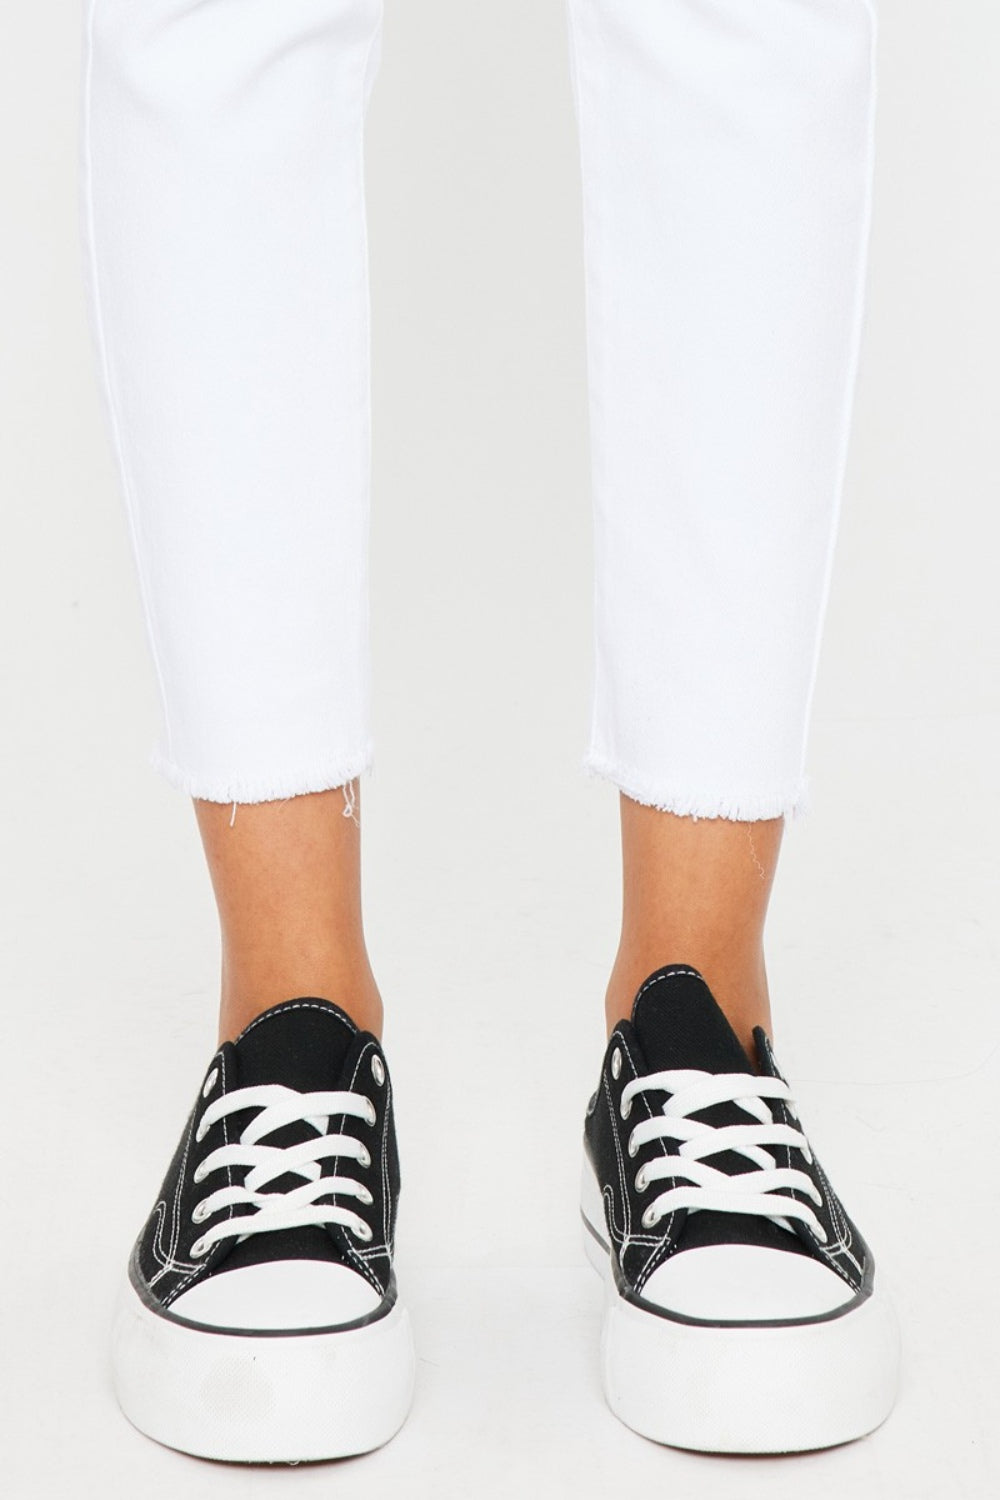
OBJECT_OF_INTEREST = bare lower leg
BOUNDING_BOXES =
[194,782,382,1044]
[605,794,783,1059]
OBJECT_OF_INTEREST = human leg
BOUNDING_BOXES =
[567,0,898,1451]
[567,0,879,1056]
[606,801,782,1056]
[81,1,414,1459]
[195,787,382,1045]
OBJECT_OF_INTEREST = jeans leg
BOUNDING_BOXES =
[566,0,877,818]
[80,0,383,802]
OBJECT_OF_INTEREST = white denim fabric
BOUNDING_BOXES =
[80,0,877,818]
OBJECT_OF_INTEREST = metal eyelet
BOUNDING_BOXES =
[363,1098,377,1127]
[192,1201,209,1224]
[193,1163,207,1184]
[358,1145,371,1169]
[357,1186,374,1207]
[627,1132,639,1159]
[371,1055,385,1086]
[634,1168,648,1194]
[611,1048,622,1081]
[202,1068,219,1100]
[619,1096,632,1121]
[641,1205,660,1230]
[190,1236,209,1258]
[353,1221,373,1243]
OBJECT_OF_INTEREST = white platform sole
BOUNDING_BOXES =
[581,1165,900,1453]
[111,1275,416,1462]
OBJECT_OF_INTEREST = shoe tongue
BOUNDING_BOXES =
[631,966,757,1075]
[217,998,363,1277]
[233,997,358,1093]
[630,967,808,1259]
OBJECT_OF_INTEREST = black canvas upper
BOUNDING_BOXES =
[131,998,400,1317]
[584,965,873,1306]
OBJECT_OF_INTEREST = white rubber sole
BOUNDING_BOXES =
[581,1166,900,1453]
[111,1275,416,1462]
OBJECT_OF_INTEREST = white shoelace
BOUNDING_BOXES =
[620,1068,827,1242]
[188,1084,377,1259]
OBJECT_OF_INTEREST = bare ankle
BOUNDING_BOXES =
[218,962,384,1044]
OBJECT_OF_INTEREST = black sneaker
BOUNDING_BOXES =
[581,965,899,1453]
[112,998,415,1461]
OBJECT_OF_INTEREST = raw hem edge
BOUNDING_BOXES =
[583,754,810,822]
[149,745,374,805]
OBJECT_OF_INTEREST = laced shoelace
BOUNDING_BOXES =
[620,1068,827,1243]
[187,1082,377,1259]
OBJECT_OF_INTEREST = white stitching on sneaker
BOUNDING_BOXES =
[149,1055,228,1290]
[326,1042,386,1295]
[167,1050,239,1302]
[601,1039,667,1257]
[632,968,703,1005]
[237,999,352,1041]
[757,1035,863,1290]
[614,1034,681,1286]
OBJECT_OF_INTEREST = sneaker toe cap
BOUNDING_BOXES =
[641,1243,856,1323]
[168,1259,383,1331]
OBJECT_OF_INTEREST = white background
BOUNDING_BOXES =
[1,2,998,1496]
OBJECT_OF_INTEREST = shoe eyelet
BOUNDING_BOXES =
[190,1236,209,1258]
[634,1168,648,1194]
[193,1164,207,1184]
[627,1131,639,1159]
[358,1145,371,1169]
[357,1186,374,1207]
[192,1201,209,1224]
[641,1206,660,1230]
[620,1097,632,1121]
[353,1221,373,1243]
[363,1098,377,1127]
[611,1048,622,1081]
[202,1068,219,1100]
[371,1055,385,1086]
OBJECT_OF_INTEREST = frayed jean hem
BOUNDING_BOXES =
[148,745,374,806]
[583,753,810,823]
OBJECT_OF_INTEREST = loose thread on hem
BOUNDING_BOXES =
[341,778,359,828]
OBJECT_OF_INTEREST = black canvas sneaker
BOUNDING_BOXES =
[582,965,900,1453]
[112,998,415,1462]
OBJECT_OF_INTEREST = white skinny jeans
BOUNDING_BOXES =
[80,1,876,819]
